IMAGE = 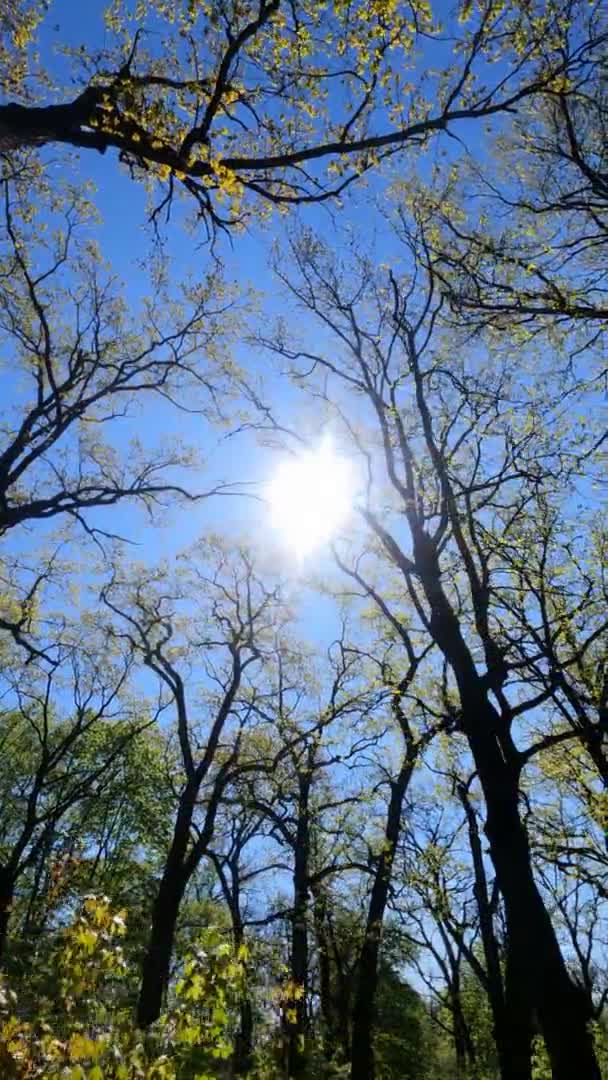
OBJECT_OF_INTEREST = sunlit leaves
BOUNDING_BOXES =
[0,899,246,1078]
[2,1,599,231]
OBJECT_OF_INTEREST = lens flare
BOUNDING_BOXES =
[267,439,353,557]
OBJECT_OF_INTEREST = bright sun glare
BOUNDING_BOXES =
[267,438,354,558]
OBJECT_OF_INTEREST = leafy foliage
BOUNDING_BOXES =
[0,897,247,1079]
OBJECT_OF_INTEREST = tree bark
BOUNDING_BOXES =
[312,887,334,1058]
[417,558,600,1079]
[350,755,414,1080]
[137,859,188,1027]
[451,983,474,1079]
[0,870,14,963]
[501,944,535,1080]
[466,699,598,1076]
[137,775,200,1028]
[0,93,106,153]
[458,785,532,1080]
[232,898,254,1075]
[287,772,311,1078]
[233,997,254,1076]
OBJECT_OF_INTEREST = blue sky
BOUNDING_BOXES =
[6,0,590,642]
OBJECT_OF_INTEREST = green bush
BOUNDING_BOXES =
[0,897,247,1080]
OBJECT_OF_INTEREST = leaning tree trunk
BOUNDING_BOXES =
[350,755,414,1080]
[137,861,189,1027]
[136,779,201,1028]
[468,691,599,1080]
[420,568,600,1079]
[458,784,532,1080]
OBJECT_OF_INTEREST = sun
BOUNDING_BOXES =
[267,438,354,557]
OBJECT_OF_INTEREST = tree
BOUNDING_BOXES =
[0,156,242,549]
[346,639,438,1080]
[261,223,605,1077]
[0,1,604,232]
[0,632,150,960]
[101,540,290,1028]
[1,3,607,1076]
[231,624,386,1076]
[425,1,607,333]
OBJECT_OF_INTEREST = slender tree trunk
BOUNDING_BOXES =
[233,997,254,1076]
[451,986,470,1079]
[312,886,338,1065]
[0,870,14,963]
[336,973,352,1064]
[232,911,254,1075]
[287,773,311,1079]
[311,885,352,1067]
[350,755,414,1080]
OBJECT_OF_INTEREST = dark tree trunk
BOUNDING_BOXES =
[419,564,600,1079]
[137,777,201,1028]
[312,886,337,1063]
[451,985,473,1078]
[312,884,352,1068]
[232,908,254,1075]
[350,755,414,1080]
[500,945,534,1080]
[0,93,106,153]
[233,997,254,1076]
[335,972,352,1064]
[0,871,14,963]
[137,862,188,1027]
[467,700,598,1077]
[287,773,311,1079]
[458,784,532,1080]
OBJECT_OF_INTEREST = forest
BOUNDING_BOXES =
[0,0,606,1077]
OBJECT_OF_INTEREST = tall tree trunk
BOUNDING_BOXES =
[458,784,532,1080]
[420,568,600,1079]
[471,696,598,1079]
[137,861,188,1027]
[335,970,352,1064]
[451,984,473,1079]
[312,886,339,1066]
[209,842,255,1075]
[287,772,311,1079]
[0,869,14,963]
[501,944,534,1080]
[232,906,254,1075]
[350,755,414,1080]
[137,779,200,1028]
[233,997,254,1076]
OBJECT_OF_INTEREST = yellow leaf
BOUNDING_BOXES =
[68,1033,97,1061]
